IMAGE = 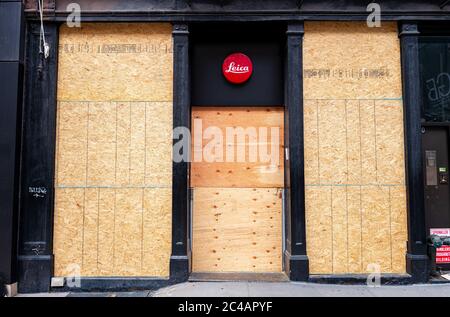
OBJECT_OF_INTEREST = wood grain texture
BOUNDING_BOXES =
[191,107,284,188]
[57,23,173,102]
[303,22,402,100]
[191,107,284,273]
[303,22,407,274]
[192,188,282,273]
[54,23,173,277]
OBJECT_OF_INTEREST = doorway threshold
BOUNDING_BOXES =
[189,272,289,283]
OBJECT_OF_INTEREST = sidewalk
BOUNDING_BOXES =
[15,281,450,297]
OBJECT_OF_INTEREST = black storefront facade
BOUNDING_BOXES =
[1,0,450,294]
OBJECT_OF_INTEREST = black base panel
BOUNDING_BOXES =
[56,278,171,293]
[18,255,53,293]
[284,252,309,282]
[170,255,190,283]
[309,274,413,285]
[406,254,430,283]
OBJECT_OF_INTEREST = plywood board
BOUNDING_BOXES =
[303,22,402,100]
[305,186,332,274]
[54,187,172,277]
[303,22,407,274]
[58,23,173,102]
[192,188,282,273]
[54,23,173,277]
[55,102,88,186]
[191,107,284,188]
[53,188,84,276]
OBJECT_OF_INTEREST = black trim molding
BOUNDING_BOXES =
[399,22,429,283]
[284,22,309,281]
[18,22,59,293]
[23,0,450,22]
[170,23,191,283]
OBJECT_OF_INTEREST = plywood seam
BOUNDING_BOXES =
[304,98,403,101]
[316,100,321,185]
[388,187,393,271]
[359,186,363,273]
[96,188,100,273]
[330,187,334,272]
[374,100,379,184]
[305,184,405,187]
[85,102,90,187]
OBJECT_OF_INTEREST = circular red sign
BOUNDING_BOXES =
[222,53,253,84]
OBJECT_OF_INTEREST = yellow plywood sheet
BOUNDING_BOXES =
[55,102,88,186]
[347,187,363,273]
[304,22,407,274]
[304,99,319,185]
[191,107,284,188]
[86,102,116,186]
[361,186,392,272]
[97,189,115,275]
[305,187,332,274]
[192,188,282,273]
[390,186,408,273]
[375,100,406,185]
[359,100,378,184]
[346,100,362,185]
[303,22,402,100]
[57,23,173,102]
[317,100,347,184]
[53,188,84,276]
[331,186,348,273]
[54,23,173,277]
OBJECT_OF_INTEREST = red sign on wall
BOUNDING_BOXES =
[222,53,253,84]
[431,228,450,264]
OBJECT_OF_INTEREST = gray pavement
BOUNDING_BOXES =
[151,281,450,297]
[14,281,450,297]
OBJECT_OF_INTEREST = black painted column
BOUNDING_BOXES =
[18,23,59,293]
[170,23,191,282]
[399,22,429,283]
[284,22,309,281]
[0,0,24,295]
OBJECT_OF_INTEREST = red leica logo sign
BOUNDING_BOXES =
[222,53,253,84]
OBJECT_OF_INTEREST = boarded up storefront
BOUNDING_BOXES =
[53,23,173,277]
[303,22,408,274]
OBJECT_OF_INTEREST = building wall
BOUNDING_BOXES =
[303,22,408,274]
[53,23,173,277]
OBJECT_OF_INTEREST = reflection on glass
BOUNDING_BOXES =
[419,37,450,122]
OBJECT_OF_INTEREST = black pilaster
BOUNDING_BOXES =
[0,0,24,292]
[399,22,429,283]
[284,22,309,281]
[170,23,191,282]
[18,22,59,293]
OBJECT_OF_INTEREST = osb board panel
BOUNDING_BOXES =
[55,101,172,188]
[54,23,173,278]
[57,23,173,102]
[304,99,405,186]
[53,188,172,277]
[191,107,284,188]
[303,22,402,100]
[192,188,282,273]
[304,22,407,274]
[305,185,407,274]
